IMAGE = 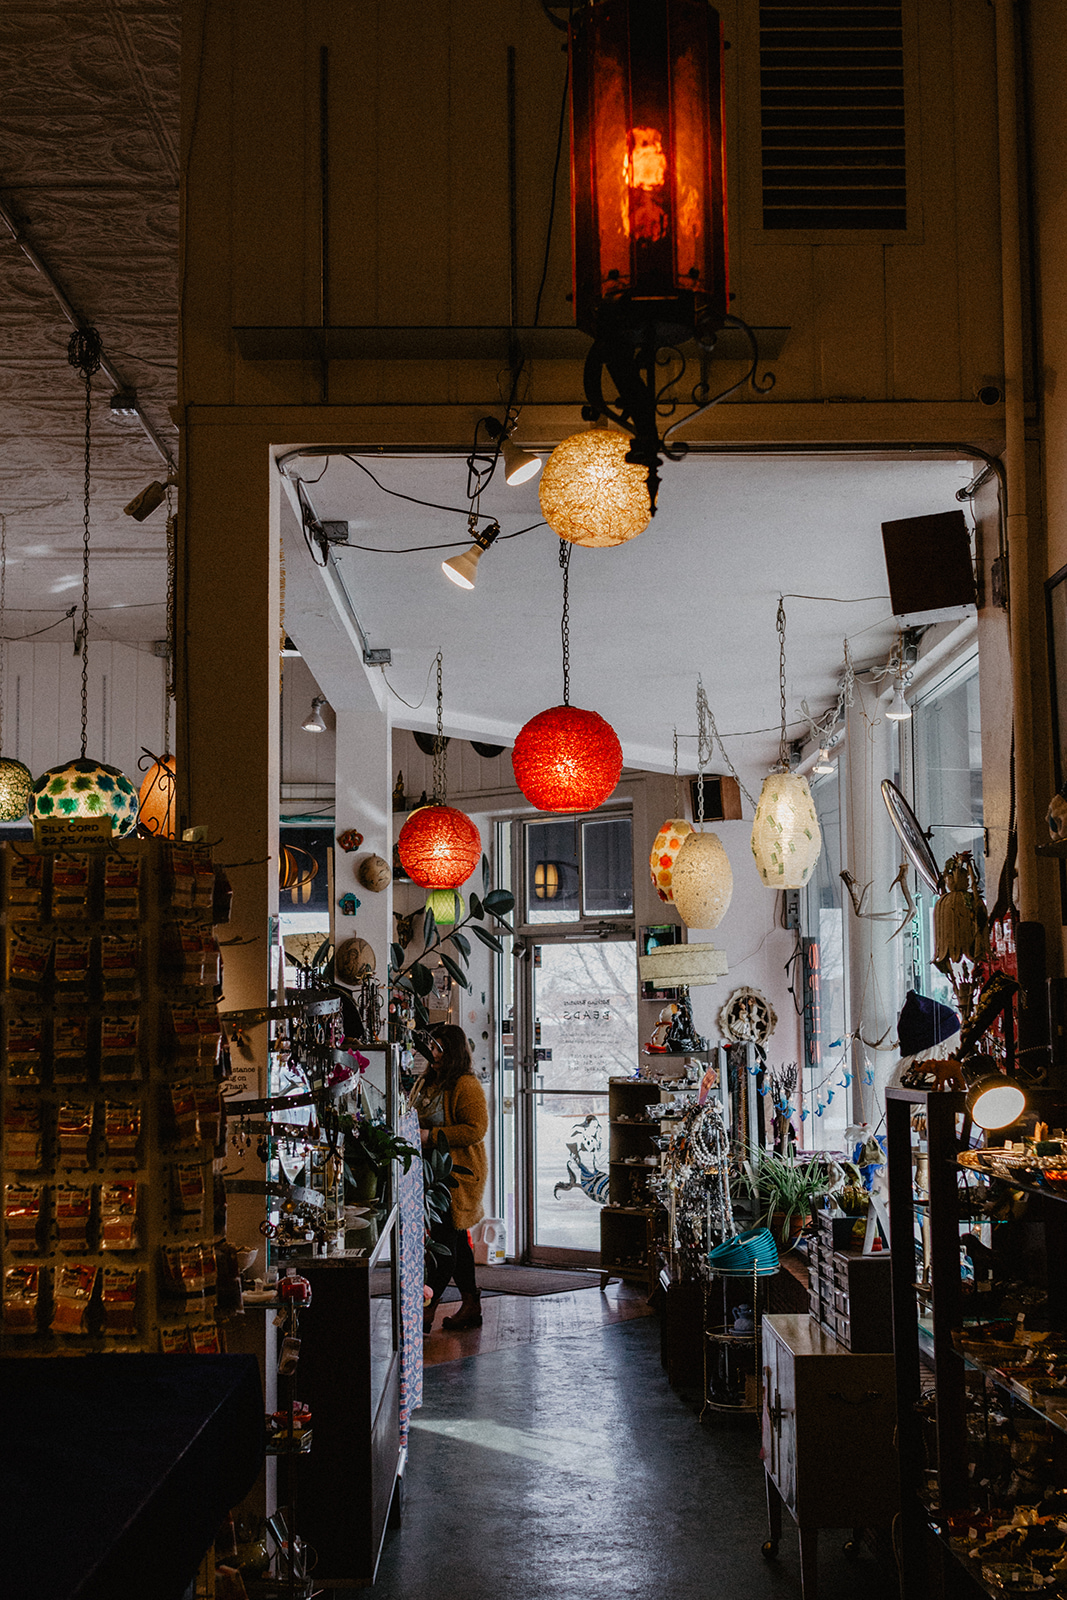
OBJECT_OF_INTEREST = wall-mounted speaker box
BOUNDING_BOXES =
[880,509,978,626]
[689,774,743,821]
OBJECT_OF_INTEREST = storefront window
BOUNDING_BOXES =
[801,764,849,1150]
[906,654,983,1014]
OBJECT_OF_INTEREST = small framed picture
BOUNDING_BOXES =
[641,924,682,1000]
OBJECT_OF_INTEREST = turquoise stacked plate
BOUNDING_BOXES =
[708,1226,779,1277]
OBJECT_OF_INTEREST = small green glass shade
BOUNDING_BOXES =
[0,758,34,822]
[30,757,139,837]
[426,888,465,926]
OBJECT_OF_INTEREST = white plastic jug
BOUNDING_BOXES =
[473,1217,506,1266]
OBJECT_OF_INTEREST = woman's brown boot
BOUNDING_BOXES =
[442,1291,482,1330]
[423,1292,442,1334]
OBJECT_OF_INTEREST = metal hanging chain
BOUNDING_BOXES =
[432,649,447,803]
[164,485,177,755]
[776,594,789,771]
[695,677,717,829]
[559,538,572,705]
[68,326,102,760]
[0,513,6,756]
[673,727,681,817]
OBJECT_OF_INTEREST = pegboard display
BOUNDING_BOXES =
[0,837,232,1355]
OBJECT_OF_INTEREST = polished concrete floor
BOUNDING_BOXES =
[362,1297,900,1600]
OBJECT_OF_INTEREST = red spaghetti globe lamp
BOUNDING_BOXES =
[511,542,623,814]
[396,652,482,889]
[397,804,481,889]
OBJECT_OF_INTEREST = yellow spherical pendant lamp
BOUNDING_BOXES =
[539,430,651,548]
[0,758,34,822]
[672,831,733,929]
[649,818,693,902]
[750,771,822,888]
[138,753,177,838]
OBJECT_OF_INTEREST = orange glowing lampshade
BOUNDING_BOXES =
[138,753,177,838]
[397,805,482,890]
[569,0,728,341]
[512,705,623,814]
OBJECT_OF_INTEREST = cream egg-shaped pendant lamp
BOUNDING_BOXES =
[751,770,822,888]
[751,598,823,889]
[539,429,651,548]
[669,709,733,928]
[673,830,733,929]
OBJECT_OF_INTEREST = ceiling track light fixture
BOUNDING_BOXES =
[813,747,835,775]
[567,0,773,514]
[442,519,501,591]
[302,696,328,734]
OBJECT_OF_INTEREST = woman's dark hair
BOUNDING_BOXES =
[430,1024,474,1092]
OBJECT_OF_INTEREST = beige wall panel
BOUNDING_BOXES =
[313,0,380,326]
[181,0,237,406]
[950,0,1003,399]
[517,24,573,329]
[231,6,311,330]
[7,642,165,784]
[282,655,336,792]
[735,247,816,401]
[884,0,960,400]
[448,3,512,329]
[373,0,452,326]
[813,249,887,400]
[1029,0,1067,579]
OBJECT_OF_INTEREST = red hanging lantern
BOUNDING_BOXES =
[397,805,481,889]
[512,705,623,814]
[570,0,728,342]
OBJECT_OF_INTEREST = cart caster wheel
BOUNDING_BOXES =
[762,1541,779,1560]
[843,1540,859,1560]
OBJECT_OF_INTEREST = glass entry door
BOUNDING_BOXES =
[518,936,638,1264]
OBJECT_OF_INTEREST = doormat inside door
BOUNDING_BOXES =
[473,1265,602,1296]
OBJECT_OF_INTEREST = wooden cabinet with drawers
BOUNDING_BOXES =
[761,1313,897,1600]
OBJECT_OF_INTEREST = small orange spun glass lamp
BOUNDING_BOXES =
[650,818,693,902]
[396,651,482,890]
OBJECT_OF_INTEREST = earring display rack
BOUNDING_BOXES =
[0,837,231,1355]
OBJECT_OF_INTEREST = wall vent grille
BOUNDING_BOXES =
[760,4,906,230]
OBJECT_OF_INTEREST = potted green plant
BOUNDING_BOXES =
[743,1144,833,1245]
[342,1113,420,1205]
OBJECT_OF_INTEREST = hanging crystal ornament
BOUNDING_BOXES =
[672,680,733,929]
[397,652,481,888]
[0,513,33,820]
[30,329,139,837]
[512,541,623,812]
[750,598,821,888]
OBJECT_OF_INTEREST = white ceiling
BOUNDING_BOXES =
[288,447,976,777]
[0,4,976,790]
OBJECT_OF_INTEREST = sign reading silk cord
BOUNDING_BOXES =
[68,326,102,760]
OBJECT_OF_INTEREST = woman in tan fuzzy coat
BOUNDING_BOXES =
[416,1024,488,1332]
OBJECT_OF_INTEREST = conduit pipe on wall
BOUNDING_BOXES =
[994,0,1037,925]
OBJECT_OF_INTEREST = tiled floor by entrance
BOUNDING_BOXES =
[364,1285,900,1600]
